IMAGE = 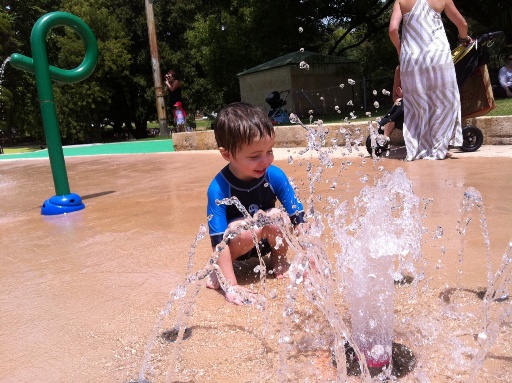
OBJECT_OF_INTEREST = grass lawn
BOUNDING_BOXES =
[2,146,41,154]
[487,97,512,116]
[146,117,210,132]
[194,118,211,130]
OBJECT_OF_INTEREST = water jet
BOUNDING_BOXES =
[132,121,512,382]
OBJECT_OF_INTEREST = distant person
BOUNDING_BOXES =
[389,0,472,160]
[164,69,183,127]
[381,65,404,141]
[497,54,512,98]
[206,102,305,305]
[367,66,404,156]
[173,101,187,133]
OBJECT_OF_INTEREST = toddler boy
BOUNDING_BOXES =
[206,102,304,305]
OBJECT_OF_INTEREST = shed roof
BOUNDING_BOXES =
[237,51,358,76]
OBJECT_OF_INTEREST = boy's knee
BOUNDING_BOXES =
[260,223,285,244]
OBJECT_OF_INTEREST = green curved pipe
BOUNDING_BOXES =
[10,11,98,197]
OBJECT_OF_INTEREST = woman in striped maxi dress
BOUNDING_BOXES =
[389,0,471,160]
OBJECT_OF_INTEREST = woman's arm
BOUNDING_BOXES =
[393,65,402,102]
[389,0,403,57]
[444,0,469,40]
[165,78,181,92]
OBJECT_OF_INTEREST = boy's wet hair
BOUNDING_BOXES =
[212,102,275,156]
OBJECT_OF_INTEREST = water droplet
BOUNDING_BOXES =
[274,235,284,249]
[370,344,385,358]
[478,332,487,340]
[174,284,187,299]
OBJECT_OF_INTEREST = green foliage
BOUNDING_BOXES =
[184,0,328,109]
[1,0,510,146]
[1,3,51,142]
[0,8,20,58]
[453,0,512,43]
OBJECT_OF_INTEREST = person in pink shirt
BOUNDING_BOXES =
[173,101,187,132]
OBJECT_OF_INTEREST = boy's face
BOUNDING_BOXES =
[222,135,275,182]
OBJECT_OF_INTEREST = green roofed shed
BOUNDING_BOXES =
[238,51,360,119]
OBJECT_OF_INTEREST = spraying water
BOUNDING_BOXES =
[335,168,423,371]
[0,56,10,83]
[137,121,512,383]
[0,56,11,126]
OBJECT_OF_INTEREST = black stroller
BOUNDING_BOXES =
[265,90,290,124]
[366,31,504,156]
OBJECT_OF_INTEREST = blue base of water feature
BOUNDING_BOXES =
[41,193,85,215]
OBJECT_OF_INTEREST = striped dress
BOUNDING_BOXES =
[400,0,462,160]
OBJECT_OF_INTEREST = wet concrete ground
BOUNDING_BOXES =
[1,146,511,382]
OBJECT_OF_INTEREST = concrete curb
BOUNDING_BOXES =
[173,115,512,151]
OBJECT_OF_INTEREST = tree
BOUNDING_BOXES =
[318,0,395,56]
[154,0,212,116]
[184,0,328,109]
[55,0,151,142]
[455,0,512,43]
[1,1,62,144]
[1,0,510,145]
[2,0,154,143]
[0,8,19,141]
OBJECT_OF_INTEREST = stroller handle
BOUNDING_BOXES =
[453,31,504,65]
[280,90,290,99]
[477,31,504,45]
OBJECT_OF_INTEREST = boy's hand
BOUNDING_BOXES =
[225,285,265,306]
[295,222,310,236]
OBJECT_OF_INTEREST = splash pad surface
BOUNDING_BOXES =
[1,147,511,382]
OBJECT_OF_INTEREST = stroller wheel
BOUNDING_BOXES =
[459,125,483,152]
[366,135,389,156]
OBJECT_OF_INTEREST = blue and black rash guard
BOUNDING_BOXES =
[207,164,305,247]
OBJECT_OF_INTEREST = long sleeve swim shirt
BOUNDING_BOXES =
[207,164,304,247]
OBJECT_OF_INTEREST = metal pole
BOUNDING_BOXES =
[144,0,168,136]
